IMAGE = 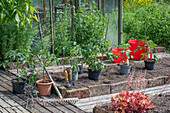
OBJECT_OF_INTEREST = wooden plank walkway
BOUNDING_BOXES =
[75,84,170,113]
[0,70,86,113]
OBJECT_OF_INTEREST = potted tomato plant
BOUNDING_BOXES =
[74,2,112,80]
[135,40,158,70]
[0,49,36,94]
[120,43,131,74]
[83,40,108,81]
[36,50,57,96]
[144,40,158,70]
[114,43,131,74]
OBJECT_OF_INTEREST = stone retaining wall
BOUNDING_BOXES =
[53,75,169,99]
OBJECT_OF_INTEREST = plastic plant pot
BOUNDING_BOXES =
[120,65,131,75]
[88,69,102,81]
[11,78,26,94]
[144,59,156,70]
[79,65,83,74]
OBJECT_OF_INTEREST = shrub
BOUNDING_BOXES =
[0,22,36,60]
[123,0,153,10]
[109,90,154,113]
[123,2,170,50]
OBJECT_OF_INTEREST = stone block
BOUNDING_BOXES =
[110,81,128,94]
[147,76,165,88]
[93,103,113,113]
[65,87,89,99]
[88,84,110,97]
[152,47,165,53]
[131,79,148,90]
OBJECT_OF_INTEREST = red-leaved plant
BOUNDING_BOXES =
[109,90,154,113]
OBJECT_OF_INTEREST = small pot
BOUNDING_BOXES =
[11,78,26,94]
[144,59,156,70]
[88,69,102,81]
[79,65,83,74]
[120,65,131,74]
[36,79,53,96]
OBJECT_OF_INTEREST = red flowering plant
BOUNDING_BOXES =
[110,90,154,113]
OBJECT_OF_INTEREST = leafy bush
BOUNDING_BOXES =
[123,0,153,10]
[109,90,154,113]
[0,22,36,60]
[53,3,73,57]
[0,0,38,29]
[123,2,170,50]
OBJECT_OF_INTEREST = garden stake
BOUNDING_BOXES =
[44,67,78,104]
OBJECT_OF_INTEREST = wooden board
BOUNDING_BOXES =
[0,71,86,113]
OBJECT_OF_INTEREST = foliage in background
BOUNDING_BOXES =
[0,0,38,29]
[53,3,73,57]
[123,2,170,50]
[74,1,112,71]
[123,0,153,10]
[0,22,36,60]
[0,48,37,83]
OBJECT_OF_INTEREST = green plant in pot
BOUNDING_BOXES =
[135,40,158,70]
[74,2,111,80]
[36,50,57,96]
[63,45,81,83]
[116,43,131,75]
[84,40,108,81]
[0,48,35,94]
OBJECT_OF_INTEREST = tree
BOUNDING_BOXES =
[0,0,38,29]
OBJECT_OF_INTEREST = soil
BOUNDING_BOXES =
[52,57,170,90]
[99,93,170,113]
[147,93,170,113]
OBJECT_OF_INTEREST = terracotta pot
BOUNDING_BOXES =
[36,79,53,96]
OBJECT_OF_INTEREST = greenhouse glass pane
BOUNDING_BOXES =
[104,0,118,46]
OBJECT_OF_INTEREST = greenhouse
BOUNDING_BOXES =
[0,0,170,113]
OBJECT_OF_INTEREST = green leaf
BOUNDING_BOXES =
[15,13,20,23]
[134,49,138,54]
[139,46,143,50]
[33,16,38,22]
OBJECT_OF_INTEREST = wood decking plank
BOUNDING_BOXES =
[0,70,86,113]
[0,81,54,113]
[0,92,29,113]
[0,82,45,113]
[4,108,15,113]
[0,72,55,113]
[40,96,73,113]
[0,107,9,113]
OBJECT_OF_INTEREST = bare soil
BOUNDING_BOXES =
[147,93,170,113]
[52,57,170,90]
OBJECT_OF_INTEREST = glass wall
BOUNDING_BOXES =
[31,0,119,45]
[104,0,118,46]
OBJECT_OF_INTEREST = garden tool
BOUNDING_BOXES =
[64,70,71,87]
[69,70,74,86]
[43,67,78,104]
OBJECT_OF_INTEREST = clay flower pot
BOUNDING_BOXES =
[36,79,53,96]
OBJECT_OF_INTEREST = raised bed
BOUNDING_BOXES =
[51,57,170,99]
